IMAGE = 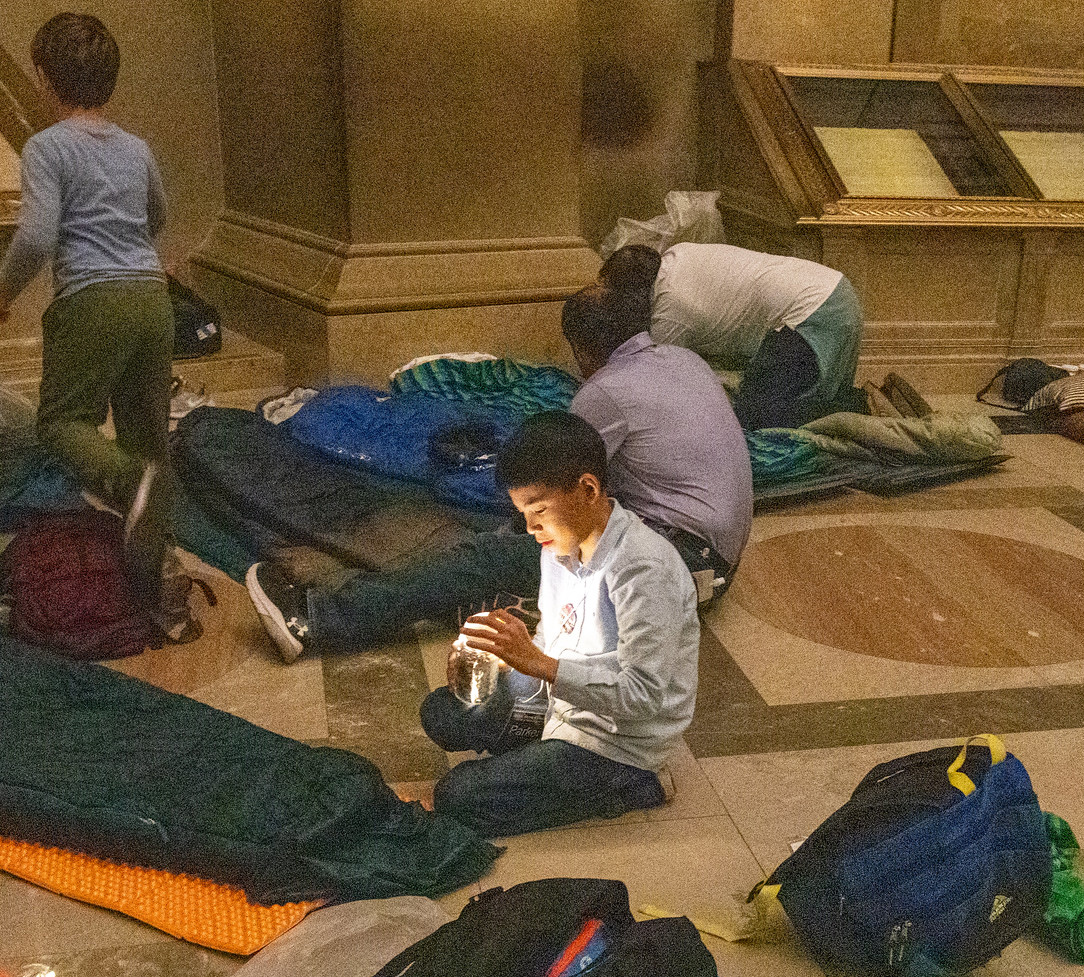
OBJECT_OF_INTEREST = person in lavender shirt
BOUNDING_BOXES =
[247,283,753,667]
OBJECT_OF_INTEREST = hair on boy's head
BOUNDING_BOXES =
[496,411,607,492]
[32,13,120,108]
[562,281,649,365]
[598,244,662,293]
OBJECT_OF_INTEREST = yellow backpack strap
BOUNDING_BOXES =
[947,734,1007,796]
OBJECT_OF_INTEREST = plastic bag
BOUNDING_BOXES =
[641,887,792,945]
[234,896,450,974]
[598,190,726,260]
[1042,812,1084,962]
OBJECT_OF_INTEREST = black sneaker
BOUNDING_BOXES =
[245,563,311,663]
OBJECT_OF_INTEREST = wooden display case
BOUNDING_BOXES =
[701,60,1084,390]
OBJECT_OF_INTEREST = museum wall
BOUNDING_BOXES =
[210,0,350,240]
[892,0,1084,70]
[340,0,580,246]
[579,0,715,245]
[729,0,894,64]
[727,0,1084,70]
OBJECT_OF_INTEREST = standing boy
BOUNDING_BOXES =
[0,13,196,640]
[419,411,700,837]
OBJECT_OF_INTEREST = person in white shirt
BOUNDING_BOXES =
[600,243,865,429]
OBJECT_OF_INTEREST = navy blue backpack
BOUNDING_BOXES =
[757,735,1051,976]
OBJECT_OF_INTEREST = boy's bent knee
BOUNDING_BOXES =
[432,761,487,826]
[420,686,469,751]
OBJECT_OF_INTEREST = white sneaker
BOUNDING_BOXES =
[170,377,212,419]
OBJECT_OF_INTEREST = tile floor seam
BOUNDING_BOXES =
[493,811,733,840]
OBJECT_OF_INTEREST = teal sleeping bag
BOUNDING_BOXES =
[0,637,499,904]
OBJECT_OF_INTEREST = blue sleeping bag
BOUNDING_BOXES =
[280,387,516,513]
[0,446,87,531]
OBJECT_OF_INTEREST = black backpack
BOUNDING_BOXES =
[977,358,1069,408]
[369,878,717,977]
[169,276,222,360]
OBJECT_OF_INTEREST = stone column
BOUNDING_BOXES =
[194,0,598,385]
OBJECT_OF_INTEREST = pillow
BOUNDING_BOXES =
[1023,373,1084,413]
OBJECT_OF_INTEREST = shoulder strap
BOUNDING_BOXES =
[370,887,507,977]
[976,365,1021,410]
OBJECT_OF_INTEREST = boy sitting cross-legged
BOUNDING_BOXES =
[420,411,700,838]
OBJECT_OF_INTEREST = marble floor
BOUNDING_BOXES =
[4,396,1084,976]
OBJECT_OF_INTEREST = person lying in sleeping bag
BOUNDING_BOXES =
[246,282,751,662]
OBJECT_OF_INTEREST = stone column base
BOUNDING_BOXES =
[190,211,599,386]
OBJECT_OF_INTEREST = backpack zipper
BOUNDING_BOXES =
[887,920,913,969]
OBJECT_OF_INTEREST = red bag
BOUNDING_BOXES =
[1,510,155,660]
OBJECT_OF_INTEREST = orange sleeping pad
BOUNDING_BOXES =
[0,834,324,955]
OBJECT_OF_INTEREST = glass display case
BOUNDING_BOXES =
[967,81,1084,200]
[789,75,1016,198]
[718,61,1084,221]
[704,61,1084,389]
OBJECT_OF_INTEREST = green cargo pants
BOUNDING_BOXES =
[36,280,175,602]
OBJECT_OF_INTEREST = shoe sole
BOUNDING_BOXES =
[657,766,676,804]
[882,372,934,418]
[245,564,304,664]
[123,462,158,547]
[170,395,210,420]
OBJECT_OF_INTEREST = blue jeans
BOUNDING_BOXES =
[306,524,729,651]
[308,532,541,650]
[733,279,865,431]
[420,681,665,838]
[421,670,548,754]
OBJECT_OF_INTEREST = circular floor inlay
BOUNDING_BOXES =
[731,526,1084,667]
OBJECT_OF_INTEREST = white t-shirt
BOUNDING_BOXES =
[651,243,843,367]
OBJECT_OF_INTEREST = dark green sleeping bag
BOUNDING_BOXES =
[0,637,499,904]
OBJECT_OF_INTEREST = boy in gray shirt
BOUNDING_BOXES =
[0,14,198,641]
[419,412,700,837]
